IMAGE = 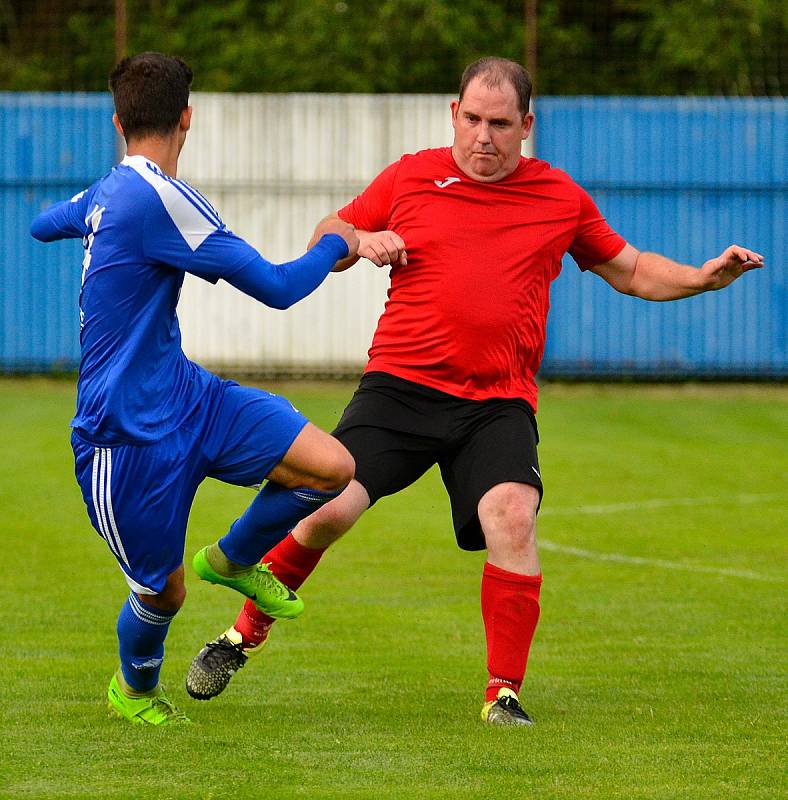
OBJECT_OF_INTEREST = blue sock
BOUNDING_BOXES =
[219,483,343,566]
[116,593,176,692]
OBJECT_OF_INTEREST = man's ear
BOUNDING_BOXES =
[521,111,535,142]
[180,106,193,132]
[112,112,125,138]
[450,99,459,129]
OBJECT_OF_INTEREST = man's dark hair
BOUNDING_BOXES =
[109,52,193,141]
[459,57,532,118]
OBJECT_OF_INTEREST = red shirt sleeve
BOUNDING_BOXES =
[337,159,400,231]
[568,185,627,270]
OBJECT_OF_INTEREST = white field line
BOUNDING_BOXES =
[539,493,786,583]
[538,539,783,582]
[540,492,786,517]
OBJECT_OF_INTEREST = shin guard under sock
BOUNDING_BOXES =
[117,593,176,693]
[219,483,342,567]
[481,562,542,702]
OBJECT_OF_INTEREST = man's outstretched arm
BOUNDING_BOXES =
[590,243,765,301]
[30,189,95,242]
[225,217,359,309]
[309,214,407,273]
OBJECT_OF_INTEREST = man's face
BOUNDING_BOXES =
[450,76,534,182]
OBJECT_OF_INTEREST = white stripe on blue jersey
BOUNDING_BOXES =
[123,154,220,251]
[173,178,223,227]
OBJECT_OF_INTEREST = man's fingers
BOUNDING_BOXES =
[355,230,407,268]
[740,260,764,273]
[729,245,764,263]
[359,232,406,267]
[735,250,763,264]
[366,241,398,266]
[380,233,405,264]
[363,245,386,267]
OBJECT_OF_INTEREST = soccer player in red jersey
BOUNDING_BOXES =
[187,57,764,724]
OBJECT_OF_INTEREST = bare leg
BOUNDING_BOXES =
[479,482,540,573]
[231,480,371,635]
[266,422,355,492]
[185,481,371,699]
[211,424,355,569]
[139,563,186,613]
[478,482,542,719]
[291,479,371,549]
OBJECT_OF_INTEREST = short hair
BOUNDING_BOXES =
[109,52,193,141]
[458,57,532,118]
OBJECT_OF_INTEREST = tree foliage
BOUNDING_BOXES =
[0,0,784,94]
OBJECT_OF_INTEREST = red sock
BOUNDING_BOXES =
[481,561,542,702]
[233,532,326,647]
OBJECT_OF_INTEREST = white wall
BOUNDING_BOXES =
[177,93,534,374]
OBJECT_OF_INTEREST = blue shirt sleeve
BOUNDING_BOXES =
[140,190,349,308]
[30,185,97,242]
[138,185,252,281]
[223,233,349,309]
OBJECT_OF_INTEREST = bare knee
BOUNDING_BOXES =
[311,444,355,492]
[486,508,537,554]
[479,483,539,565]
[142,565,186,613]
[268,425,355,492]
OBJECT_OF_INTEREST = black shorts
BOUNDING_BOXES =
[333,372,542,551]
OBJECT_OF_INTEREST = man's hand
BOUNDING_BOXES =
[357,230,407,268]
[698,245,765,291]
[591,242,765,301]
[313,216,359,260]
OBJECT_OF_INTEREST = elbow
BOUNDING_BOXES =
[619,282,640,298]
[625,284,668,302]
[30,220,48,242]
[264,290,298,311]
[269,299,294,311]
[621,284,659,301]
[30,216,59,242]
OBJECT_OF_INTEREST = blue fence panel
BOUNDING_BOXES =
[536,97,786,377]
[0,92,116,370]
[0,94,785,376]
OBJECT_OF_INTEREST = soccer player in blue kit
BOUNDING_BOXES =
[30,52,358,726]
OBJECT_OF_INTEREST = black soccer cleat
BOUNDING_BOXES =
[186,631,254,700]
[481,688,534,727]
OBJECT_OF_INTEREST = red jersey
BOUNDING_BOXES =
[338,147,626,411]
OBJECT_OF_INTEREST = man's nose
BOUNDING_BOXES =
[476,122,492,143]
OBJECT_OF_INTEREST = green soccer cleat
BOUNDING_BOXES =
[107,673,191,726]
[186,626,266,700]
[192,545,304,620]
[481,687,534,727]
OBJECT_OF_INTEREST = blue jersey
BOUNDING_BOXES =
[31,154,347,445]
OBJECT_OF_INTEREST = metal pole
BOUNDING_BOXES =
[524,0,537,157]
[115,0,127,65]
[525,0,537,89]
[114,0,128,161]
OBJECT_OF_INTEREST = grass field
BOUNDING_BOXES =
[1,378,785,800]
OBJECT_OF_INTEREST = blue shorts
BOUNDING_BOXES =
[71,381,308,594]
